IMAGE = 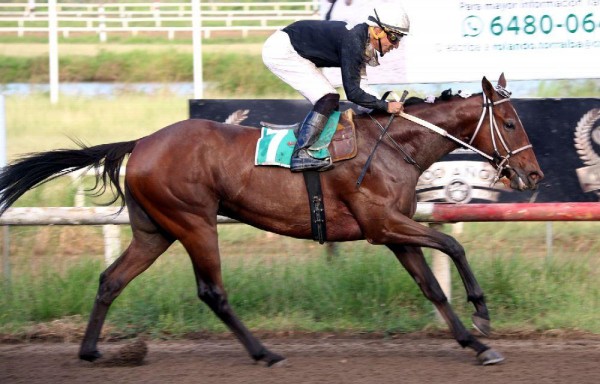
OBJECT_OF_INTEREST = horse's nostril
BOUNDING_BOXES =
[529,171,544,184]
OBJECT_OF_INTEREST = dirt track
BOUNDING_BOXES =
[1,336,599,384]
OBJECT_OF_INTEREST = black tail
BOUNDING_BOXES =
[0,140,137,215]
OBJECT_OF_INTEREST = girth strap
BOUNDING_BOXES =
[302,171,327,244]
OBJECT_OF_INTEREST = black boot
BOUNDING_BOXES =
[290,111,334,172]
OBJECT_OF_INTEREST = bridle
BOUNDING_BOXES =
[397,87,532,185]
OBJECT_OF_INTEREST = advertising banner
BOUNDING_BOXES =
[321,0,600,84]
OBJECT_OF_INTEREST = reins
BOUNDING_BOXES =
[356,91,416,189]
[399,105,499,162]
[356,113,420,189]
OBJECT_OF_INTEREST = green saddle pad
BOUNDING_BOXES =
[254,111,341,168]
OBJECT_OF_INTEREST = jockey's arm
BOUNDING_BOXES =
[340,31,390,113]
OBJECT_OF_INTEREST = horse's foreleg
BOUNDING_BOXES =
[429,230,491,336]
[387,244,504,365]
[184,226,285,367]
[375,217,491,335]
[79,231,172,362]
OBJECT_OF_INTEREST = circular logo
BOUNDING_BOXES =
[463,16,483,37]
[574,108,600,166]
[574,108,600,199]
[444,179,472,203]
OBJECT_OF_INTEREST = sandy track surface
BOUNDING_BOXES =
[1,336,599,384]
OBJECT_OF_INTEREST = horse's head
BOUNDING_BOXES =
[468,73,544,191]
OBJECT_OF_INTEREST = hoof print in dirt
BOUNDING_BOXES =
[96,339,148,367]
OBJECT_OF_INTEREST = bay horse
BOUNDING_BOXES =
[0,74,542,366]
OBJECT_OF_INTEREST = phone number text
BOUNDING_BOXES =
[463,13,599,36]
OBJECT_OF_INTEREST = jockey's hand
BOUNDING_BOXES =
[387,101,404,115]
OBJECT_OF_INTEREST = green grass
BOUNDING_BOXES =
[4,94,189,157]
[0,47,298,99]
[0,237,597,337]
[0,30,291,97]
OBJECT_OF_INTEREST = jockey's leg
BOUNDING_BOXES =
[290,93,340,172]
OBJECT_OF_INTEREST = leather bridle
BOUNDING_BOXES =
[398,88,533,185]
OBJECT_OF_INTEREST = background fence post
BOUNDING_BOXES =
[103,225,121,266]
[429,222,452,322]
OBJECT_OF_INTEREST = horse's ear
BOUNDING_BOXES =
[498,72,507,88]
[481,76,494,99]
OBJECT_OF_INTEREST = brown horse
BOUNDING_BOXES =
[0,74,542,366]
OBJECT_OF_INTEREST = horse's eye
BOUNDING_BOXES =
[504,120,515,130]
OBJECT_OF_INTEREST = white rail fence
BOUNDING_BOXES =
[0,1,320,39]
[3,201,599,315]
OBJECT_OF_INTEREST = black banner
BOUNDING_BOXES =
[189,98,600,204]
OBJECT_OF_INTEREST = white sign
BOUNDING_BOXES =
[323,0,600,84]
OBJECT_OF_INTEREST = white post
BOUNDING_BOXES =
[192,0,203,99]
[103,225,121,266]
[48,0,59,104]
[430,222,453,323]
[99,5,107,43]
[153,1,162,27]
[18,20,24,37]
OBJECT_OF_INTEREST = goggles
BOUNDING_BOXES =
[386,32,404,43]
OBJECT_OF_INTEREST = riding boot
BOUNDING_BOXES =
[290,111,334,172]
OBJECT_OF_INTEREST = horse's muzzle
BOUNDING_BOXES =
[505,167,544,191]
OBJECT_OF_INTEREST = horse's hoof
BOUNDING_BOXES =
[477,348,505,365]
[79,350,102,362]
[258,351,286,367]
[472,314,491,336]
[265,353,286,367]
[268,358,288,368]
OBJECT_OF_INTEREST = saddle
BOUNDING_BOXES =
[257,109,358,167]
[326,109,358,163]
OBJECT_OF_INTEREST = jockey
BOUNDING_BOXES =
[262,5,410,172]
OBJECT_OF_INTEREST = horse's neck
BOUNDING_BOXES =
[397,96,482,172]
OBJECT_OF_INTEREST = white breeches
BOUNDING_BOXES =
[262,30,337,105]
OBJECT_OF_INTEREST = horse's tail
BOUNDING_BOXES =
[0,140,137,215]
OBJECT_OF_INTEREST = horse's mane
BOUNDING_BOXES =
[404,89,480,107]
[354,89,482,118]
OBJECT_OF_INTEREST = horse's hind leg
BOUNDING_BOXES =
[79,195,174,361]
[387,244,504,365]
[182,223,285,367]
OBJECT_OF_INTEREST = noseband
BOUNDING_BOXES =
[399,89,532,185]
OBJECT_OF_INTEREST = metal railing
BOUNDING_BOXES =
[0,1,320,39]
